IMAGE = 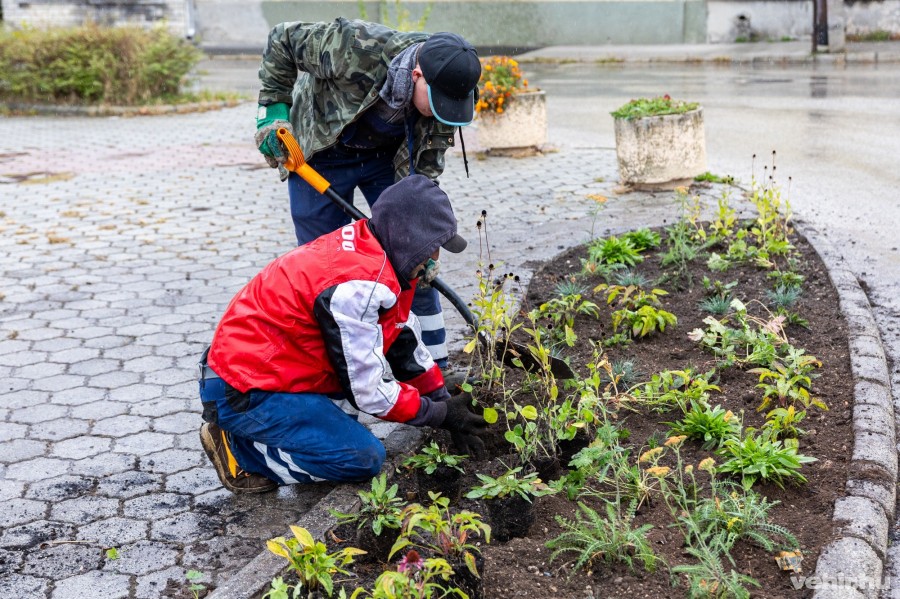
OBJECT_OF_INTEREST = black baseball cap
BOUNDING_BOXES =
[418,32,481,127]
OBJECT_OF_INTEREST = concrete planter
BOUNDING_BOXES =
[613,108,707,190]
[476,90,547,152]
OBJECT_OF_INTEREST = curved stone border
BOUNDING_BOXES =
[801,222,896,599]
[0,99,247,117]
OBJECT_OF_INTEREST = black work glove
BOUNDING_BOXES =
[438,393,489,458]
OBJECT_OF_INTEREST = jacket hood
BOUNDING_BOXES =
[369,175,467,280]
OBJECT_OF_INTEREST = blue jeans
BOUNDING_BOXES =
[199,375,385,484]
[287,144,448,366]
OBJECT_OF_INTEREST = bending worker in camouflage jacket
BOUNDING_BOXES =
[254,18,482,368]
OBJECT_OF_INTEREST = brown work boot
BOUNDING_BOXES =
[200,422,278,494]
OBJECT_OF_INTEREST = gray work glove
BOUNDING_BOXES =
[254,103,293,180]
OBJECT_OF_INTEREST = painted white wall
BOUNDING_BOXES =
[707,0,813,43]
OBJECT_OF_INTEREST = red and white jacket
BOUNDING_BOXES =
[207,220,445,423]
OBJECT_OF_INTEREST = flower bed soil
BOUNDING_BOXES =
[326,228,853,599]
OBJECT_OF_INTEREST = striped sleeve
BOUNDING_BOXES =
[313,280,422,422]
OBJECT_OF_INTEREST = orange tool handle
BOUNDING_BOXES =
[276,128,331,194]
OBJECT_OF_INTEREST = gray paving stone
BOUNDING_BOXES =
[5,457,70,482]
[113,431,175,454]
[20,542,103,580]
[15,327,64,342]
[50,435,111,460]
[0,498,48,528]
[10,403,69,425]
[154,411,202,435]
[151,510,222,542]
[69,400,128,420]
[123,355,174,373]
[13,361,66,379]
[69,358,120,376]
[87,370,140,389]
[0,520,77,551]
[0,438,46,463]
[32,374,85,393]
[0,479,25,501]
[141,448,204,474]
[73,452,136,477]
[182,535,262,580]
[0,547,24,575]
[92,414,152,437]
[78,516,149,546]
[51,495,120,525]
[49,386,108,406]
[106,383,162,403]
[145,368,195,386]
[131,398,192,417]
[103,343,154,361]
[52,570,130,599]
[96,470,163,499]
[0,573,49,599]
[134,565,187,599]
[123,492,191,520]
[47,347,102,365]
[28,417,91,441]
[0,338,31,356]
[32,336,83,353]
[165,466,221,495]
[0,421,28,443]
[83,335,132,349]
[25,475,96,502]
[1,390,47,410]
[102,539,179,576]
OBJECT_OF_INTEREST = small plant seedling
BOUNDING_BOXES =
[105,547,120,560]
[402,442,466,475]
[186,570,205,599]
[466,466,556,502]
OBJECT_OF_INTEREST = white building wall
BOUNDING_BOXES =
[2,0,195,38]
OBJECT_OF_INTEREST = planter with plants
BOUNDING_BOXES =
[612,95,707,190]
[474,56,546,153]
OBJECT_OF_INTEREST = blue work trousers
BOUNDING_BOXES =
[287,144,448,365]
[199,375,385,485]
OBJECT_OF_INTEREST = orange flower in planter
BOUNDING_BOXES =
[476,55,531,115]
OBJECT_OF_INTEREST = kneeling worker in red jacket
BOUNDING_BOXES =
[197,175,486,493]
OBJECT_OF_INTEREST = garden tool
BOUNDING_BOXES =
[275,128,575,380]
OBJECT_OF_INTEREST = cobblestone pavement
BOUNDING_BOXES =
[0,103,731,597]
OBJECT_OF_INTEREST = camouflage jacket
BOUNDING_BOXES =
[258,18,457,180]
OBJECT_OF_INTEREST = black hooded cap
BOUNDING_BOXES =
[369,175,467,280]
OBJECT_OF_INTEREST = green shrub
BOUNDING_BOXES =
[611,95,699,120]
[0,24,202,105]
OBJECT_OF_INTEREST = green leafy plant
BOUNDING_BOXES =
[608,358,642,388]
[331,473,405,536]
[348,552,464,598]
[391,492,491,577]
[402,442,466,475]
[537,293,601,346]
[767,269,805,288]
[595,283,669,311]
[621,228,661,251]
[612,305,677,338]
[105,547,119,560]
[611,94,699,120]
[553,278,588,298]
[547,500,656,573]
[185,570,206,599]
[627,368,720,413]
[716,430,816,489]
[601,332,632,348]
[612,269,651,288]
[666,401,741,450]
[766,284,802,309]
[660,188,706,284]
[694,172,736,185]
[466,466,556,502]
[762,405,807,440]
[749,347,825,412]
[672,545,760,599]
[701,277,738,299]
[266,526,365,597]
[694,483,798,552]
[587,235,644,267]
[698,295,732,315]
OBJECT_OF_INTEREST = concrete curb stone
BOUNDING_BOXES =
[0,100,245,118]
[802,225,896,599]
